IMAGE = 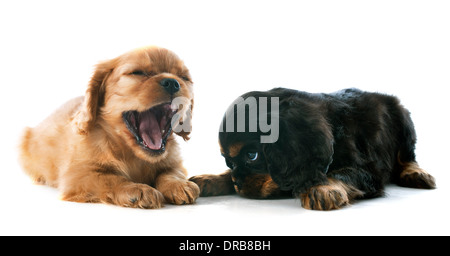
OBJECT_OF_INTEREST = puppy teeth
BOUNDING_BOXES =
[170,103,178,112]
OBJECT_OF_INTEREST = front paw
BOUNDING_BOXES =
[189,174,218,197]
[189,173,235,197]
[115,183,165,209]
[159,180,200,205]
[300,182,350,211]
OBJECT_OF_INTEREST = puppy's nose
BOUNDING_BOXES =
[160,78,180,95]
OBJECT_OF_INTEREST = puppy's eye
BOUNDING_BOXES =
[246,152,258,162]
[181,76,190,82]
[130,70,147,76]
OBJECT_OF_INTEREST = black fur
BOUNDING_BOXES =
[190,87,435,210]
[219,88,434,198]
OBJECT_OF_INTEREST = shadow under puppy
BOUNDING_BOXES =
[19,46,199,208]
[190,88,436,210]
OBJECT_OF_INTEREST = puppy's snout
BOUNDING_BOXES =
[160,78,180,95]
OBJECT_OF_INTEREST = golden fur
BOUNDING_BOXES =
[19,46,199,208]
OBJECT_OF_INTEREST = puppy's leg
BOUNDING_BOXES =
[300,177,364,211]
[155,170,200,205]
[61,168,164,209]
[189,170,236,197]
[300,167,382,210]
[328,167,387,199]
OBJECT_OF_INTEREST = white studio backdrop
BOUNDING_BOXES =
[1,0,449,235]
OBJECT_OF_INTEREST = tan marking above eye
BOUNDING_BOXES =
[228,142,244,158]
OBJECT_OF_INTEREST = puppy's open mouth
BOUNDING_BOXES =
[122,103,177,153]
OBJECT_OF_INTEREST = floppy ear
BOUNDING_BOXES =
[173,98,193,141]
[263,104,334,194]
[72,60,115,135]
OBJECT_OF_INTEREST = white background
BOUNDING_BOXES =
[1,0,449,235]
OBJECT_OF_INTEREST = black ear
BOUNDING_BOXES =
[263,103,334,194]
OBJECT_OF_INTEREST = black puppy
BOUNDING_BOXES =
[190,88,436,210]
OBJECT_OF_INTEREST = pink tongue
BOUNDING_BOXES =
[139,111,162,150]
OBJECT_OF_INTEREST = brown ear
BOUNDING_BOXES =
[173,98,194,141]
[72,60,115,135]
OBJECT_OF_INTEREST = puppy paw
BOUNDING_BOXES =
[115,183,165,209]
[300,181,351,211]
[189,173,235,197]
[399,163,436,189]
[159,180,200,205]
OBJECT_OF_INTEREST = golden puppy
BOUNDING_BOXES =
[19,46,199,209]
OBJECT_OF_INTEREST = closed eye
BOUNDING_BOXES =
[178,72,191,82]
[129,70,157,77]
[130,70,147,76]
